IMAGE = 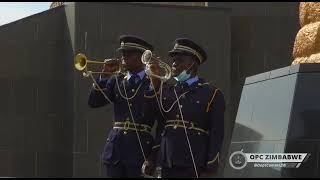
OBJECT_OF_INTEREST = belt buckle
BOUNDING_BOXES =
[188,122,195,130]
[173,121,178,129]
[174,119,180,129]
[141,124,149,133]
[124,121,130,131]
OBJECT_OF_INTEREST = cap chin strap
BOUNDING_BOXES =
[186,62,195,74]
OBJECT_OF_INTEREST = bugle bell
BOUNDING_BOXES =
[141,50,172,81]
[74,53,123,77]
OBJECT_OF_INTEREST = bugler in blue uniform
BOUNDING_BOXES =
[88,35,161,178]
[144,38,225,178]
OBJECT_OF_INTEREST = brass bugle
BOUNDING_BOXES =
[141,50,172,81]
[74,53,123,77]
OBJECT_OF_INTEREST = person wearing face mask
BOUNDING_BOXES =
[143,38,226,178]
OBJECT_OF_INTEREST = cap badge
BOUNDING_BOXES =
[174,43,179,49]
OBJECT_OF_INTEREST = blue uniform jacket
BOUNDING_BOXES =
[88,73,161,167]
[144,77,225,173]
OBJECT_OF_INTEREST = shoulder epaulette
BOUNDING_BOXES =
[197,82,210,87]
[206,87,220,113]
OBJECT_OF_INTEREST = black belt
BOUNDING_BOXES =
[113,121,152,134]
[165,120,209,135]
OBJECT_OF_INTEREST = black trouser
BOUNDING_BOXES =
[105,161,142,178]
[161,166,203,178]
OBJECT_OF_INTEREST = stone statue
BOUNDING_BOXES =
[50,2,65,9]
[292,2,320,64]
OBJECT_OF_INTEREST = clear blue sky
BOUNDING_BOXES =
[0,2,52,26]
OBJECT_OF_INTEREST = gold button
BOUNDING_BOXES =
[124,131,127,135]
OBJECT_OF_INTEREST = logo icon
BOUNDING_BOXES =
[229,149,247,170]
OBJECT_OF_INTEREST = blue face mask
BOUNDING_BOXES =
[173,62,194,82]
